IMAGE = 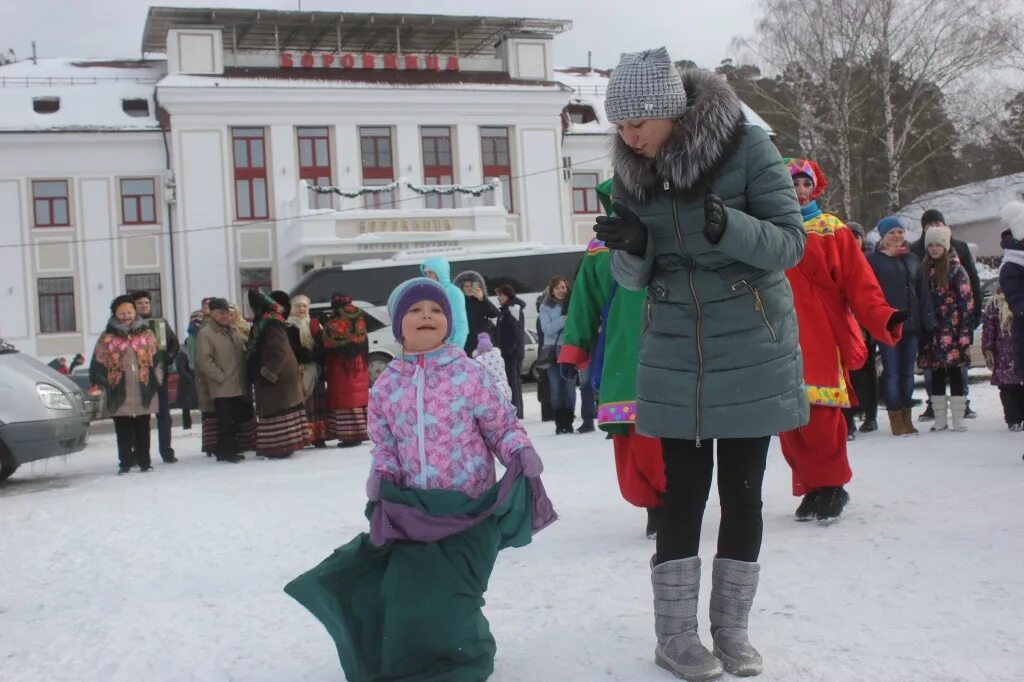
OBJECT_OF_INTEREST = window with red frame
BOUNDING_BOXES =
[120,178,157,224]
[572,173,600,214]
[297,126,333,210]
[32,180,70,227]
[38,277,76,333]
[359,127,396,209]
[240,268,272,319]
[421,126,455,209]
[232,128,269,220]
[480,127,513,212]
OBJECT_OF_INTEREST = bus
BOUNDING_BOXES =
[289,244,588,306]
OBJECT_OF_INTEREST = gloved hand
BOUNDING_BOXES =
[703,188,728,245]
[559,362,579,381]
[984,350,996,372]
[517,447,544,478]
[887,310,907,333]
[366,473,382,502]
[594,203,648,256]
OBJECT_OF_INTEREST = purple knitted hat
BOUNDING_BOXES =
[386,277,452,342]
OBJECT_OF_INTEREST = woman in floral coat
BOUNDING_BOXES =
[982,287,1024,430]
[918,225,975,432]
[317,293,370,447]
[90,294,164,474]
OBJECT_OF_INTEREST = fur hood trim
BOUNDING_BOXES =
[1001,201,1024,242]
[610,69,745,202]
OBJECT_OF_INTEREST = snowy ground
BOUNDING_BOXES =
[2,382,1023,682]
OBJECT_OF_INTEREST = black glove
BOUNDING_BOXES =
[887,310,907,333]
[703,188,728,245]
[594,203,648,256]
[559,362,579,382]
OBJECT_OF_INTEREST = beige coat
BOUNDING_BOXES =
[109,342,162,418]
[195,321,247,411]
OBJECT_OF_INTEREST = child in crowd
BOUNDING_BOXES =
[982,287,1024,430]
[285,277,555,682]
[472,331,513,403]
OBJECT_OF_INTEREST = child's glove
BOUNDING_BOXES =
[517,447,544,478]
[366,473,382,502]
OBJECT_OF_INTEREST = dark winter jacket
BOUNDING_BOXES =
[918,250,975,369]
[497,296,527,361]
[608,68,808,441]
[998,229,1024,373]
[866,246,935,335]
[981,294,1023,386]
[911,232,982,327]
[174,350,198,410]
[454,271,498,356]
[140,315,180,367]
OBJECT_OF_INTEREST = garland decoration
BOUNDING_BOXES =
[310,178,500,198]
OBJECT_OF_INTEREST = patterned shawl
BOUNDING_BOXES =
[321,294,369,358]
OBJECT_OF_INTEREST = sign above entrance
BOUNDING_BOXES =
[280,52,461,72]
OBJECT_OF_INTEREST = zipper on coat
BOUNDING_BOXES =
[730,278,777,343]
[414,365,427,488]
[642,284,664,344]
[669,187,703,447]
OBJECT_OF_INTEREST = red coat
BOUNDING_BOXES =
[785,213,901,408]
[311,318,369,410]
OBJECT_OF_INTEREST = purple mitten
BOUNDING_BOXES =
[366,473,382,502]
[518,447,544,478]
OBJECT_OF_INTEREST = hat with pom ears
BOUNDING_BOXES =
[1001,201,1024,242]
[784,158,829,199]
[386,277,452,343]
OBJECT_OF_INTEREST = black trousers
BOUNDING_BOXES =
[113,415,151,469]
[213,396,244,458]
[503,357,524,419]
[657,436,770,564]
[930,367,966,396]
[999,385,1024,425]
[156,380,173,458]
[845,338,878,425]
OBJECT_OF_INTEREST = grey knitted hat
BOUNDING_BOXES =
[604,47,688,124]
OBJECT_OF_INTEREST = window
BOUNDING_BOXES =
[240,268,272,318]
[421,126,455,209]
[122,98,150,117]
[232,128,269,220]
[38,277,76,333]
[561,104,598,130]
[572,173,600,214]
[359,126,396,209]
[297,126,333,210]
[120,178,157,224]
[33,97,60,114]
[125,273,162,318]
[32,180,70,227]
[480,127,513,212]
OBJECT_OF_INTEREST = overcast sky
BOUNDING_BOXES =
[0,0,762,71]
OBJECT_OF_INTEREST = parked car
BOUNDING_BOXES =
[0,339,89,482]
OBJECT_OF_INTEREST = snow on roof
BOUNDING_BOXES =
[0,58,164,132]
[899,172,1024,227]
[555,67,774,136]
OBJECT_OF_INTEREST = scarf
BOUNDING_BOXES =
[94,316,158,391]
[288,314,315,351]
[322,303,369,358]
[800,200,823,222]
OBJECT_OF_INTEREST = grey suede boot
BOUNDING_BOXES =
[949,395,968,432]
[709,558,763,677]
[651,556,723,681]
[930,395,949,432]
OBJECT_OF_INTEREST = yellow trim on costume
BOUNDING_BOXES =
[803,213,846,237]
[805,352,851,408]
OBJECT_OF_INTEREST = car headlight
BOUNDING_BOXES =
[37,383,74,410]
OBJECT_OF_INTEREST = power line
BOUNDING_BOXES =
[0,153,610,251]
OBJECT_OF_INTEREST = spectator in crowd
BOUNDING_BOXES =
[175,348,197,430]
[867,217,934,436]
[196,297,248,463]
[318,294,370,448]
[535,295,554,423]
[911,209,982,420]
[495,284,527,418]
[89,294,163,474]
[68,353,86,373]
[982,286,1024,430]
[455,270,498,357]
[421,256,469,349]
[289,294,330,448]
[539,275,575,434]
[229,302,251,340]
[844,222,881,438]
[918,225,975,432]
[996,202,1024,446]
[47,357,68,374]
[132,290,180,463]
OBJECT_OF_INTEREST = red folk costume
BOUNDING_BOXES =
[317,295,371,444]
[779,159,902,496]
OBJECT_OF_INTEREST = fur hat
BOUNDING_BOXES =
[876,216,905,238]
[924,224,952,250]
[269,290,291,318]
[604,47,688,124]
[476,332,494,353]
[920,208,945,227]
[386,277,452,342]
[1001,201,1024,242]
[110,294,136,314]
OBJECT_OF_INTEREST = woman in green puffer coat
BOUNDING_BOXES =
[593,48,808,682]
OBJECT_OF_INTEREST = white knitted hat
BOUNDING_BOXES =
[924,224,952,250]
[604,47,688,124]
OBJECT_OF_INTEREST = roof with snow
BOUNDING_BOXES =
[554,67,774,136]
[899,172,1024,227]
[0,59,164,132]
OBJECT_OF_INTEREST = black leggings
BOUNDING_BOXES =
[929,367,965,396]
[657,436,770,564]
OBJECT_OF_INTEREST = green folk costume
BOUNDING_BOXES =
[284,474,543,682]
[560,178,647,436]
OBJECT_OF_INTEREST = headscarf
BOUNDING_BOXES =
[322,293,369,356]
[287,294,314,351]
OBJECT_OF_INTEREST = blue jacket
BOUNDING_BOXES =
[538,295,567,349]
[421,256,469,349]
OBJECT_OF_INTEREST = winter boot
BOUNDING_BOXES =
[646,507,662,540]
[949,395,968,432]
[963,400,977,419]
[577,419,596,434]
[860,417,878,433]
[901,408,919,435]
[651,556,723,681]
[816,486,850,523]
[887,409,907,436]
[794,492,820,522]
[563,410,576,434]
[930,395,949,432]
[710,558,763,677]
[918,401,935,422]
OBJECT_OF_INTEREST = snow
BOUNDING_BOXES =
[3,383,1023,681]
[900,172,1024,228]
[0,58,165,132]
